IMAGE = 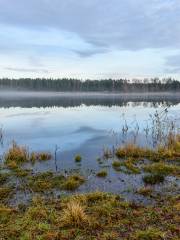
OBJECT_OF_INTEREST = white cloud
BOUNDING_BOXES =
[0,0,180,78]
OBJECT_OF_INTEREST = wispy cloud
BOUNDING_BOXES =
[0,0,180,78]
[4,67,49,74]
[0,0,179,52]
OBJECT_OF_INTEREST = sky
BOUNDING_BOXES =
[0,0,180,80]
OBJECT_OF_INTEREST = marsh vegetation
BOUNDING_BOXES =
[0,101,179,239]
[0,131,179,239]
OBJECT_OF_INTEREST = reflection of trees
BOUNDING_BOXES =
[0,96,179,108]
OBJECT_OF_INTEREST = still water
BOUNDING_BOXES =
[0,92,179,166]
[0,92,179,203]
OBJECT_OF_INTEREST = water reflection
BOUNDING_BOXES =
[0,94,179,156]
[0,93,180,108]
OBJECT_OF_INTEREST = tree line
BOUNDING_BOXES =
[0,78,179,92]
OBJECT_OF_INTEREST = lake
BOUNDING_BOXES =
[0,91,179,203]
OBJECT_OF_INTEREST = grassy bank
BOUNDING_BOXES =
[0,192,179,239]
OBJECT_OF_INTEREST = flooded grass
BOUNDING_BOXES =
[136,186,153,196]
[0,130,179,238]
[112,160,121,171]
[61,175,85,191]
[74,154,82,162]
[143,174,165,185]
[116,134,180,162]
[96,170,108,177]
[27,172,85,192]
[4,142,52,167]
[143,162,180,177]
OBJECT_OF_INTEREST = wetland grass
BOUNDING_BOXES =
[143,174,165,185]
[0,192,179,239]
[96,170,108,177]
[133,227,164,240]
[4,143,52,168]
[61,175,85,191]
[74,154,82,162]
[27,172,85,192]
[143,162,180,177]
[0,130,179,239]
[62,201,89,227]
[137,186,153,196]
[116,134,180,162]
[0,186,13,203]
[0,173,9,184]
[112,160,121,169]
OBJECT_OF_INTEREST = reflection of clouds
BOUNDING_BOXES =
[0,102,179,155]
[73,126,104,134]
[30,117,45,128]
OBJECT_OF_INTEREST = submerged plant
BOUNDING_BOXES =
[75,154,82,162]
[96,170,108,177]
[143,174,165,185]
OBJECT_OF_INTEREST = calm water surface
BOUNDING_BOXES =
[0,92,179,203]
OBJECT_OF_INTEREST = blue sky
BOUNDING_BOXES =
[0,0,180,79]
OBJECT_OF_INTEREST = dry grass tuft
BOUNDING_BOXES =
[4,142,29,165]
[62,200,89,227]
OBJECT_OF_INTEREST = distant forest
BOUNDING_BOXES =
[0,78,180,92]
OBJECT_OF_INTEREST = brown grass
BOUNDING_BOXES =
[62,201,89,227]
